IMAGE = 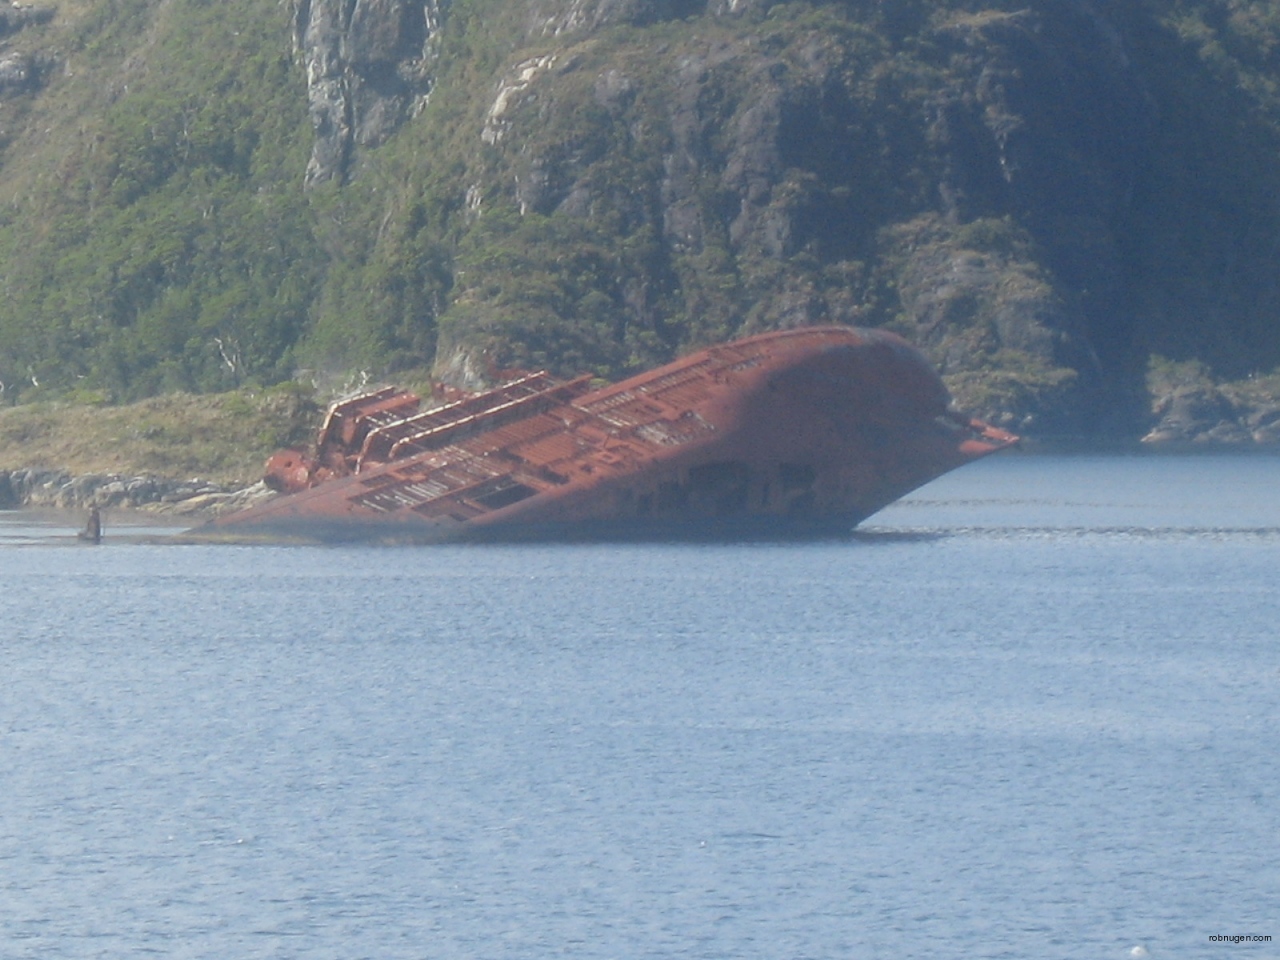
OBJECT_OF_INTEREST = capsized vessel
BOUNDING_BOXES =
[199,326,1017,542]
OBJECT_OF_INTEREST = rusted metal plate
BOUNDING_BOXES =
[212,326,1017,543]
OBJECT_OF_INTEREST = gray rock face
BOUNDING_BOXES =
[0,3,54,37]
[1142,380,1280,445]
[533,0,709,36]
[1142,386,1246,444]
[0,53,33,91]
[293,0,443,185]
[0,5,55,95]
[917,5,1155,423]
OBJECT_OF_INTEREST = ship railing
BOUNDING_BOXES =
[316,387,420,455]
[354,374,593,470]
[380,375,595,464]
[352,372,560,468]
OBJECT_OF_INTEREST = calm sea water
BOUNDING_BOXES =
[2,452,1278,960]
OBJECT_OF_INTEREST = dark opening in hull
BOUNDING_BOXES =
[197,327,1017,544]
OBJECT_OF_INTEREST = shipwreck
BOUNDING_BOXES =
[198,326,1017,543]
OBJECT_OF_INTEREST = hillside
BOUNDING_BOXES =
[2,0,1280,444]
[0,382,319,485]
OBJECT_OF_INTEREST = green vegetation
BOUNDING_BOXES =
[0,382,320,484]
[0,0,317,401]
[1,0,1280,451]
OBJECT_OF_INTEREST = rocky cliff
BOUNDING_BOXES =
[2,0,1280,442]
[293,0,442,185]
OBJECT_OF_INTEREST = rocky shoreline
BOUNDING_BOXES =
[1142,381,1280,445]
[0,468,276,517]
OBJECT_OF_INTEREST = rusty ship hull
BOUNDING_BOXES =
[198,326,1017,543]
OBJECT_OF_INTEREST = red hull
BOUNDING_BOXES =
[199,327,1016,543]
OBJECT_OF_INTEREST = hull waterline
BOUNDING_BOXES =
[196,327,1017,544]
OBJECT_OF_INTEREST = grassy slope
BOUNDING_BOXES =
[0,385,320,485]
